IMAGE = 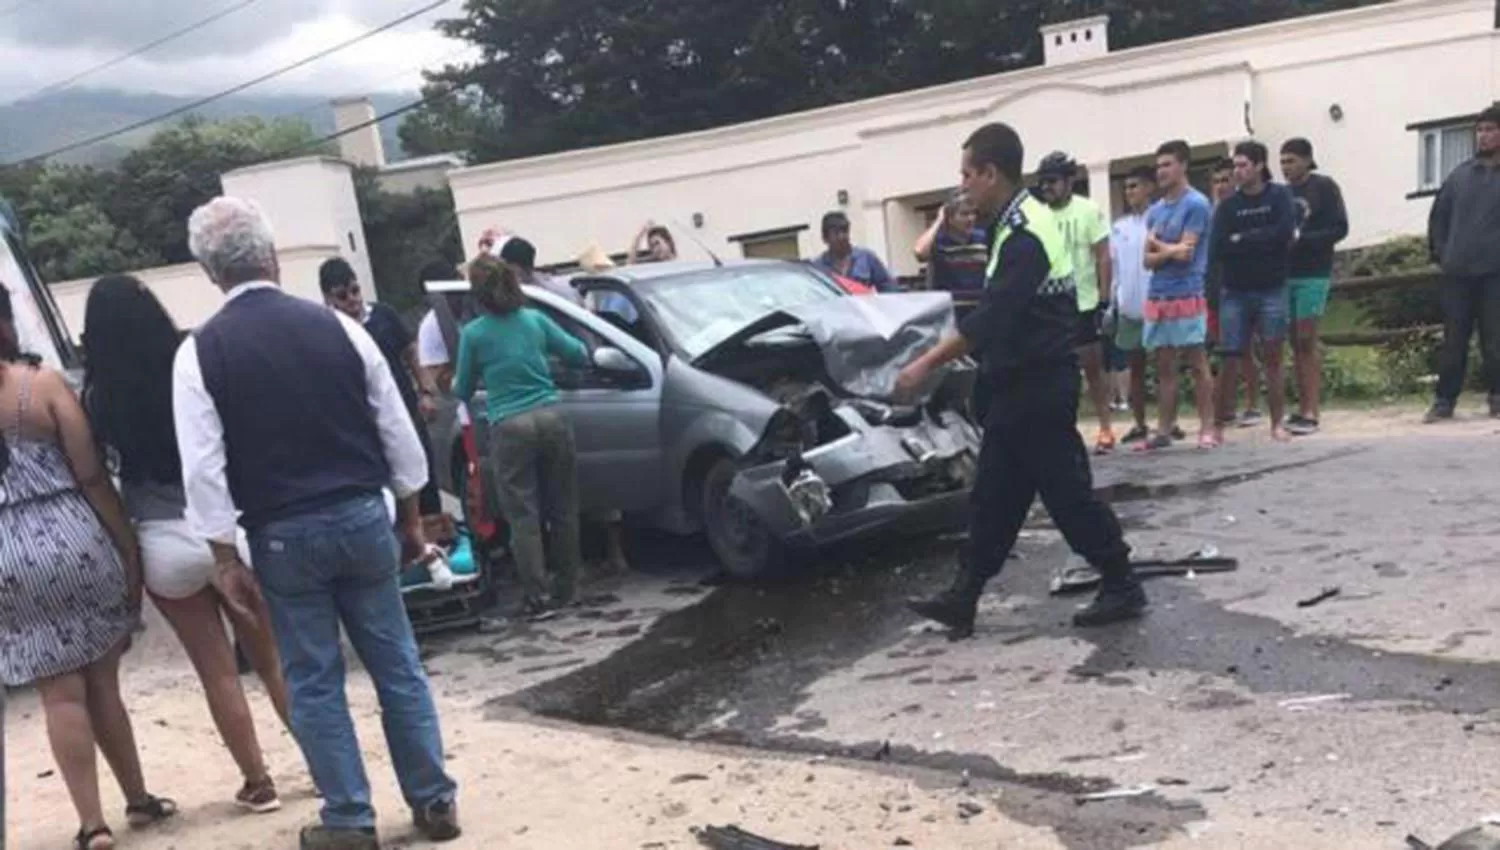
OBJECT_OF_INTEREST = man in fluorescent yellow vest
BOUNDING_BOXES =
[895,122,1145,637]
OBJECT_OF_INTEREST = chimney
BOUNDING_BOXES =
[331,96,386,168]
[1039,15,1110,67]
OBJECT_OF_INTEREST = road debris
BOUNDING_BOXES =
[692,825,819,850]
[1051,550,1238,595]
[672,773,712,785]
[1297,587,1341,608]
[957,801,984,819]
[1075,785,1157,804]
[1278,693,1352,711]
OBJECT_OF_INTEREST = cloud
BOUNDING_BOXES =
[0,0,454,59]
[0,5,474,101]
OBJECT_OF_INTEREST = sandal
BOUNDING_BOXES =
[125,794,178,828]
[1197,433,1222,450]
[75,826,114,850]
[1134,433,1173,453]
[1093,430,1117,455]
[1121,424,1150,444]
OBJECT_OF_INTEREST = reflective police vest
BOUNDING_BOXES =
[986,193,1076,298]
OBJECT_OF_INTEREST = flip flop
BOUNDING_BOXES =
[1134,433,1173,453]
[1094,431,1117,455]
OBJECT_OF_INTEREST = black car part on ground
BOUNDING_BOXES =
[692,825,819,850]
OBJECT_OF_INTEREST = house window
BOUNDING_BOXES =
[1417,122,1475,192]
[728,224,809,261]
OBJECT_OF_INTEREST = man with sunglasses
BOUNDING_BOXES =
[320,257,442,517]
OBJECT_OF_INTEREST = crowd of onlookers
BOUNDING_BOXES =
[3,102,1500,850]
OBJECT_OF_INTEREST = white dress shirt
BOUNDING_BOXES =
[173,281,429,545]
[417,310,471,427]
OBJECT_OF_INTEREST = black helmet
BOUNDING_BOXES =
[1037,151,1077,179]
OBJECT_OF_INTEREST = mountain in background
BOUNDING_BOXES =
[0,88,414,167]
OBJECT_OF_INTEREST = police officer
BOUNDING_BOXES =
[895,122,1145,638]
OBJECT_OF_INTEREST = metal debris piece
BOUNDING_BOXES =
[1052,552,1239,596]
[1297,587,1342,608]
[692,825,819,850]
[1278,694,1352,711]
[1075,785,1157,804]
[1409,823,1500,850]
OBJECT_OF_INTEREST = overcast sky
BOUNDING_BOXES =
[0,0,474,102]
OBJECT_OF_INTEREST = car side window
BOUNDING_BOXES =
[530,301,646,391]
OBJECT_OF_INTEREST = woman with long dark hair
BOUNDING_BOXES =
[452,257,590,614]
[82,275,289,815]
[0,282,175,849]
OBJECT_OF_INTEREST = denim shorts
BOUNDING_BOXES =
[1218,286,1289,356]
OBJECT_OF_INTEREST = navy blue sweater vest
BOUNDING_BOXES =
[195,287,389,531]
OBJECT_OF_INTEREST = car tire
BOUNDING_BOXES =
[700,457,786,581]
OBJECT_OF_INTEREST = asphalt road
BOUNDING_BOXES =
[420,408,1500,849]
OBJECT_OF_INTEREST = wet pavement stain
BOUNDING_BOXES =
[485,446,1498,848]
[494,535,1206,847]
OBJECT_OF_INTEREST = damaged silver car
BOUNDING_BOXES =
[452,260,981,579]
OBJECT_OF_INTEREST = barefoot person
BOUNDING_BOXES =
[83,275,290,815]
[0,284,176,850]
[1142,140,1218,450]
[1209,141,1296,442]
[896,122,1145,638]
[174,197,460,849]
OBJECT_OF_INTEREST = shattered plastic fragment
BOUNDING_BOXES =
[1076,785,1157,804]
[1278,694,1352,711]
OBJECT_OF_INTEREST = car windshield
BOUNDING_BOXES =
[636,265,840,360]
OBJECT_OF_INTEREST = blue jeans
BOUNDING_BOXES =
[249,494,457,830]
[1218,286,1289,356]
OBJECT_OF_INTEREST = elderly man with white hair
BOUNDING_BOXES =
[172,197,460,849]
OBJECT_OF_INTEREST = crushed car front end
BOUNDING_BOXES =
[690,291,983,550]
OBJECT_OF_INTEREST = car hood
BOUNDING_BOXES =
[694,292,957,401]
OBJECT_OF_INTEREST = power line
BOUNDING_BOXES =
[272,75,474,164]
[11,0,267,105]
[278,44,473,125]
[9,0,454,165]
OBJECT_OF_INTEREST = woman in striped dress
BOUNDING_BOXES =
[0,285,174,850]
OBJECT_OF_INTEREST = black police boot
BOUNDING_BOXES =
[1072,563,1147,628]
[908,569,989,640]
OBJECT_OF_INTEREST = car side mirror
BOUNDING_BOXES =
[593,347,642,374]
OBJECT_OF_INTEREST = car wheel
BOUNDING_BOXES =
[700,457,785,580]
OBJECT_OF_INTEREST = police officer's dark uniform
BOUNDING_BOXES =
[910,187,1145,637]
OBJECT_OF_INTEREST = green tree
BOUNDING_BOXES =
[434,0,1388,163]
[354,168,464,313]
[107,115,330,265]
[397,82,492,160]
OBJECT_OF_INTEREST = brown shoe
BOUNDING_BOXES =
[414,799,462,842]
[299,825,379,850]
[236,777,281,814]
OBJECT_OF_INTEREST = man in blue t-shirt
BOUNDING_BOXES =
[815,211,896,292]
[1142,140,1218,450]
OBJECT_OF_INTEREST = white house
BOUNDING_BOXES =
[446,0,1500,276]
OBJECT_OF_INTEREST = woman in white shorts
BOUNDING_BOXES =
[83,276,291,814]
